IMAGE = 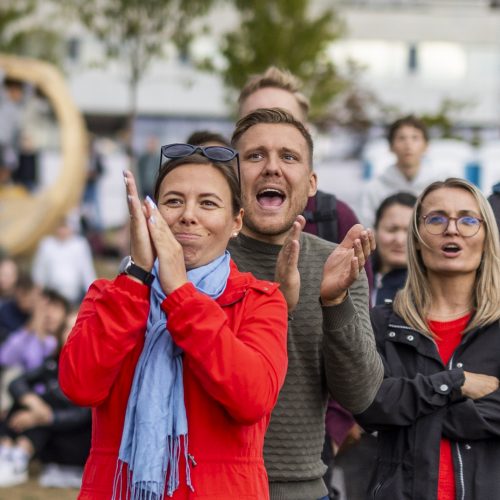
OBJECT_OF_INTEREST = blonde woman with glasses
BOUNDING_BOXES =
[356,177,500,500]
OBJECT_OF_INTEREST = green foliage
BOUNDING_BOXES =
[420,98,471,139]
[213,0,347,120]
[65,0,216,86]
[0,1,64,65]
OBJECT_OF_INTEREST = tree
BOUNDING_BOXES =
[0,1,64,66]
[61,0,218,150]
[208,0,349,122]
[420,98,471,140]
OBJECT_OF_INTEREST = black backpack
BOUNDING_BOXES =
[489,183,500,233]
[303,190,339,243]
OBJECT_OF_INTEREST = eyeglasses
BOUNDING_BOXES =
[421,213,484,237]
[159,143,240,183]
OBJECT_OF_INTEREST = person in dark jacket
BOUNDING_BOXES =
[356,177,500,500]
[372,192,417,306]
[487,181,500,232]
[0,309,91,487]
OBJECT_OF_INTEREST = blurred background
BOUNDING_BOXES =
[1,0,500,255]
[0,1,500,497]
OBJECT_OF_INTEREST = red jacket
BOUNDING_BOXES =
[59,261,288,499]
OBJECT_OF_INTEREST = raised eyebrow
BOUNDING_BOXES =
[159,190,184,201]
[280,147,300,157]
[426,209,481,217]
[199,192,224,203]
[160,191,224,204]
[242,145,266,154]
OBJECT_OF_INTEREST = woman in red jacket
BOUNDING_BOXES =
[59,144,288,500]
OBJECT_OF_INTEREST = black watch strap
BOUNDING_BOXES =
[119,256,155,286]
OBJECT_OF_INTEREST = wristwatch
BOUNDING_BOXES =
[118,256,154,286]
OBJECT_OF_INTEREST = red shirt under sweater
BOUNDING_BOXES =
[428,313,471,500]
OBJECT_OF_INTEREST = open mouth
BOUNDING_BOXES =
[441,243,461,254]
[256,188,286,208]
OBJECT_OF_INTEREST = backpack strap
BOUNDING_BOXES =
[488,183,500,232]
[303,191,339,243]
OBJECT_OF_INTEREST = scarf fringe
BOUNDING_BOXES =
[112,435,193,499]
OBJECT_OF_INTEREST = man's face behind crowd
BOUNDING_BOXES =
[236,123,317,244]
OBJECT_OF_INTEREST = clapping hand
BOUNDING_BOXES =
[320,224,375,306]
[123,170,155,271]
[275,215,305,314]
[143,197,188,295]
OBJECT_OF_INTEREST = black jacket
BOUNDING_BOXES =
[356,304,500,500]
[374,268,407,306]
[9,356,91,431]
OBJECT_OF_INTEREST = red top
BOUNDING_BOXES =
[59,261,288,499]
[428,313,471,500]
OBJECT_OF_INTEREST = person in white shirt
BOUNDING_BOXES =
[31,215,96,305]
[360,115,444,228]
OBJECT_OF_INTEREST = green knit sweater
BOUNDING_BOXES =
[228,232,383,500]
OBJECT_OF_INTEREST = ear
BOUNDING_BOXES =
[308,171,318,197]
[232,208,244,235]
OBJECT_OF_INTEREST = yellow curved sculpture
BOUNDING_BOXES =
[0,54,88,256]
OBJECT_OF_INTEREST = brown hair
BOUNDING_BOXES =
[231,108,314,167]
[238,66,309,121]
[154,154,241,216]
[186,130,231,148]
[387,115,429,145]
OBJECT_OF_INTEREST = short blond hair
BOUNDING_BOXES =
[238,66,310,121]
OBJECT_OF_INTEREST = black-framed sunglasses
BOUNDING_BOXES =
[159,143,240,184]
[421,213,484,237]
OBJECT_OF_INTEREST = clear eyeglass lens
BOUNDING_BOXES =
[458,217,480,236]
[425,215,480,236]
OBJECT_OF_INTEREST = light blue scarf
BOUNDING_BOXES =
[113,252,231,500]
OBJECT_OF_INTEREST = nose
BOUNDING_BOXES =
[444,218,459,235]
[262,153,283,177]
[395,230,407,246]
[179,201,197,225]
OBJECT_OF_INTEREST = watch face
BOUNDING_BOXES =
[119,256,133,274]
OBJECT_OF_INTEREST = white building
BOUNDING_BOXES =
[331,0,500,128]
[20,1,500,224]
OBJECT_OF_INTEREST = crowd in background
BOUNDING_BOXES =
[0,65,500,499]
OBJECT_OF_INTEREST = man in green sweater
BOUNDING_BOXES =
[228,108,383,500]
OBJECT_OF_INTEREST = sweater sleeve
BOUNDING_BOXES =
[322,270,384,414]
[162,282,288,425]
[59,275,150,407]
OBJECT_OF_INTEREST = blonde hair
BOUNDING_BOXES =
[238,66,310,121]
[394,177,500,336]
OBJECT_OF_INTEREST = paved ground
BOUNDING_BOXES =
[0,462,77,500]
[0,480,77,500]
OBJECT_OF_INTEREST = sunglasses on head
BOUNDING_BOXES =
[159,143,240,183]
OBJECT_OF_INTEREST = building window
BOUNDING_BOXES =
[408,43,418,73]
